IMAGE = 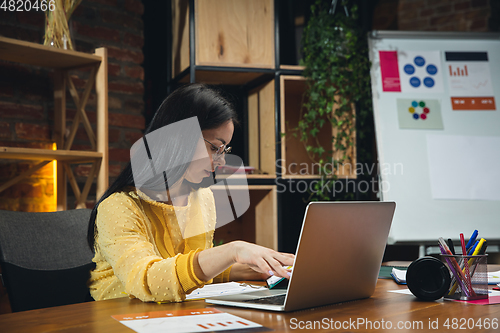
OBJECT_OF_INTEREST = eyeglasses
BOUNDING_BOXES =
[204,138,231,160]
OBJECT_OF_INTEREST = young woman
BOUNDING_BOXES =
[87,84,294,302]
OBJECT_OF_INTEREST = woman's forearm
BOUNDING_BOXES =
[193,241,295,282]
[194,242,236,281]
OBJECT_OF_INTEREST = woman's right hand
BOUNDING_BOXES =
[230,241,295,279]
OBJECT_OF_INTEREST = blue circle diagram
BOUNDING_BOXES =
[404,64,415,75]
[410,77,421,87]
[423,77,435,88]
[413,113,420,120]
[412,101,418,108]
[426,64,438,75]
[414,56,425,67]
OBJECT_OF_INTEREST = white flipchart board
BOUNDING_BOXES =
[368,31,500,244]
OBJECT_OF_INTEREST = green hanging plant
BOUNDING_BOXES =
[289,0,373,201]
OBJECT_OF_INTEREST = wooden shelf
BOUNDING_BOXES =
[280,64,305,71]
[195,0,274,68]
[177,68,273,85]
[215,174,276,180]
[248,79,276,176]
[0,37,108,210]
[0,147,102,163]
[0,36,101,69]
[245,174,275,179]
[213,185,277,250]
[172,0,275,78]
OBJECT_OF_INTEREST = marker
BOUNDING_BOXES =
[460,233,474,296]
[468,241,488,281]
[447,239,455,255]
[467,240,479,255]
[479,241,488,255]
[449,240,477,293]
[439,237,451,253]
[439,237,470,295]
[460,233,466,256]
[466,230,478,251]
[471,238,486,257]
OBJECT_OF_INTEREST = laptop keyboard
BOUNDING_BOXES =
[242,294,286,305]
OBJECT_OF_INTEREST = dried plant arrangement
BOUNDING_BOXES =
[43,0,83,50]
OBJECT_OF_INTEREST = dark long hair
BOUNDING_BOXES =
[87,84,238,249]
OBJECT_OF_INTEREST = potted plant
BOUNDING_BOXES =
[291,0,374,201]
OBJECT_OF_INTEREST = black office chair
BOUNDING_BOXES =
[0,209,95,312]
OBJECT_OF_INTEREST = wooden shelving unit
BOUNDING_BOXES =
[172,0,275,77]
[212,185,277,250]
[0,36,108,210]
[170,0,279,249]
[280,75,357,179]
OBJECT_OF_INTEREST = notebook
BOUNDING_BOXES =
[205,201,396,312]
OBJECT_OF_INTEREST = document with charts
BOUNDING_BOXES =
[112,308,267,333]
[445,51,496,110]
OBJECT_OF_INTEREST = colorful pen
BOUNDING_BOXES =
[460,233,475,296]
[439,237,472,296]
[479,241,488,255]
[466,230,478,251]
[447,238,455,255]
[467,240,479,255]
[468,241,488,281]
[449,241,477,292]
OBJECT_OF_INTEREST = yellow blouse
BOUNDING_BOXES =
[88,187,231,302]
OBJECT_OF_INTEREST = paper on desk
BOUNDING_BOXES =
[488,270,500,284]
[185,282,267,300]
[388,289,412,295]
[113,308,266,333]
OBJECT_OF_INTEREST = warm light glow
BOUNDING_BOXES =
[52,142,57,211]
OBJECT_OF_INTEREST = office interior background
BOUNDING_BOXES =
[0,0,499,314]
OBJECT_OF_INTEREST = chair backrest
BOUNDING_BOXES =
[0,209,95,312]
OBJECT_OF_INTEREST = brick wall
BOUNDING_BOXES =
[0,0,146,211]
[398,0,491,31]
[374,0,493,32]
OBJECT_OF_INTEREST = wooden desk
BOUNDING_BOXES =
[1,278,499,333]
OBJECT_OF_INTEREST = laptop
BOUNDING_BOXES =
[205,201,396,312]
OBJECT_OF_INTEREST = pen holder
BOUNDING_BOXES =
[440,254,488,301]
